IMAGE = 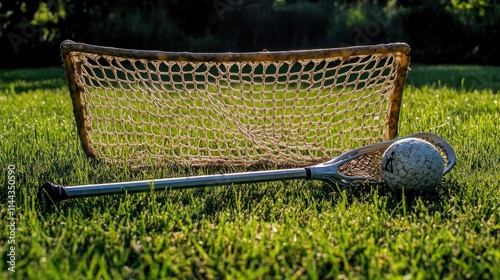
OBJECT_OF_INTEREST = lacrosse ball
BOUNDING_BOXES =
[381,138,444,191]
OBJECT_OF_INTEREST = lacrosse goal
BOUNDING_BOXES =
[61,40,410,168]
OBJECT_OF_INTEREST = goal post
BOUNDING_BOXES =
[60,40,411,168]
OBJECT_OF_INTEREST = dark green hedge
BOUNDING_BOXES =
[1,0,499,67]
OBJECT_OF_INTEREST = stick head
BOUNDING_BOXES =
[38,182,68,210]
[308,132,456,187]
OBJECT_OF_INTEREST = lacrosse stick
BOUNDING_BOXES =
[38,133,456,209]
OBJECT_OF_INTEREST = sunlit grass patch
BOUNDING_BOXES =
[0,65,499,279]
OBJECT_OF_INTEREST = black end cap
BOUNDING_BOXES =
[38,182,68,210]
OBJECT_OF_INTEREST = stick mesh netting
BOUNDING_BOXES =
[61,41,410,168]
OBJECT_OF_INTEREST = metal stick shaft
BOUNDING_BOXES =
[38,132,456,211]
[64,168,308,198]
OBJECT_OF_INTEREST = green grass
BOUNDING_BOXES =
[1,65,499,279]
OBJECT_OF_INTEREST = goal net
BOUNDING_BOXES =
[61,41,410,168]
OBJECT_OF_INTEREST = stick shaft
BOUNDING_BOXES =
[64,168,308,198]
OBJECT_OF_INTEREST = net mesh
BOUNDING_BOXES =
[339,150,386,182]
[63,42,410,168]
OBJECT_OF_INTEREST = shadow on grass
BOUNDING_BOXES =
[406,64,500,93]
[0,67,66,93]
[322,176,462,217]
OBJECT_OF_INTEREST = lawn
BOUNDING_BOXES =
[0,64,499,279]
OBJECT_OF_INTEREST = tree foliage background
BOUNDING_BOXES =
[1,0,499,68]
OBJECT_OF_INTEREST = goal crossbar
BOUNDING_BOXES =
[61,40,410,168]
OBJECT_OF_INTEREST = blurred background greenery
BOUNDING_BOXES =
[1,0,499,68]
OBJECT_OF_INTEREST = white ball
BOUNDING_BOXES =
[381,138,444,191]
